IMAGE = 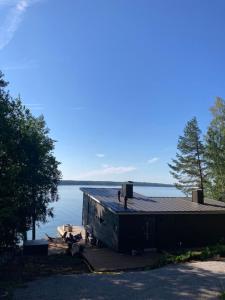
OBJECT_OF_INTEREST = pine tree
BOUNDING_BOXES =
[168,117,206,196]
[205,97,225,201]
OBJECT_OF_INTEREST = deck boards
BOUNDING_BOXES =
[82,247,161,272]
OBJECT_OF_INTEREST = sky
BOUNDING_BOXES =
[1,0,225,183]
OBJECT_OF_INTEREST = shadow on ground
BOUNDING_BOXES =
[13,260,225,300]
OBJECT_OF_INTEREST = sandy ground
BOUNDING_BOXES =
[13,260,225,300]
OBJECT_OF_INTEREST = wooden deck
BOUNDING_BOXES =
[82,247,161,272]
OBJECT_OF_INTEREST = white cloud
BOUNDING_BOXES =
[0,0,39,50]
[96,153,105,158]
[147,157,159,164]
[76,165,136,179]
[16,0,28,11]
[102,164,109,168]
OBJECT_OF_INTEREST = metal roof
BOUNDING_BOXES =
[80,187,225,214]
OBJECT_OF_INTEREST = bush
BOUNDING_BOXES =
[158,243,225,268]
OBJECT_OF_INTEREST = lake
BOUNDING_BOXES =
[31,185,184,239]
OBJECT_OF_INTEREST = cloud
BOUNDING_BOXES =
[76,165,136,179]
[0,0,38,50]
[96,153,105,158]
[147,157,159,164]
[101,164,109,168]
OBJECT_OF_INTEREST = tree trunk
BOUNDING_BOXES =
[196,139,204,199]
[32,216,36,240]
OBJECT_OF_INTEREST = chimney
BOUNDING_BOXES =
[122,181,133,198]
[192,189,204,204]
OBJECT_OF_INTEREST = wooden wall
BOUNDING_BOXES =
[118,215,156,252]
[82,194,119,251]
[155,214,225,249]
[119,213,225,251]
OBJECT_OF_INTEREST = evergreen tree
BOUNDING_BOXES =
[205,97,225,201]
[168,117,206,196]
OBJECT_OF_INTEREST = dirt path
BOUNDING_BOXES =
[13,260,225,300]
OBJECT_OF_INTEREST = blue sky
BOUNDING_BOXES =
[1,0,225,183]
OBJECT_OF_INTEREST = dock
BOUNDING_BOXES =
[57,225,85,239]
[45,225,85,255]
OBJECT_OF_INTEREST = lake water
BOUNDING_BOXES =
[32,185,184,239]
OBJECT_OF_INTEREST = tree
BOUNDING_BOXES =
[0,71,61,247]
[0,72,21,247]
[17,112,61,240]
[205,97,225,201]
[168,117,206,196]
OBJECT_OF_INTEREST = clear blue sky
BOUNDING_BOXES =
[1,0,225,183]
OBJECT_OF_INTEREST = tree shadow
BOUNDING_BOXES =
[13,261,225,300]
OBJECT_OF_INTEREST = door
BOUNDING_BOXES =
[143,217,156,248]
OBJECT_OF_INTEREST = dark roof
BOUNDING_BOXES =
[80,187,225,214]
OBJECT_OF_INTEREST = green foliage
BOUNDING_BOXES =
[220,291,225,300]
[205,97,225,201]
[201,244,225,259]
[0,71,61,247]
[168,117,206,196]
[159,250,199,265]
[159,243,225,267]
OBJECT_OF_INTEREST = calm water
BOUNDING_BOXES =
[31,185,184,239]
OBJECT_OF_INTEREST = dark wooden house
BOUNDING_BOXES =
[81,183,225,252]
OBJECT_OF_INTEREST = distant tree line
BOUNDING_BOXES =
[0,72,61,248]
[60,180,173,187]
[169,97,225,201]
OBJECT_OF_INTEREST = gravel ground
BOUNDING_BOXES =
[13,260,225,300]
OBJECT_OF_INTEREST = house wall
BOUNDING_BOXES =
[82,194,119,251]
[118,214,156,252]
[118,213,225,252]
[155,214,225,249]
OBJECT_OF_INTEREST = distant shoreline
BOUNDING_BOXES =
[59,180,174,187]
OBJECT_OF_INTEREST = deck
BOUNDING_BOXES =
[82,247,161,272]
